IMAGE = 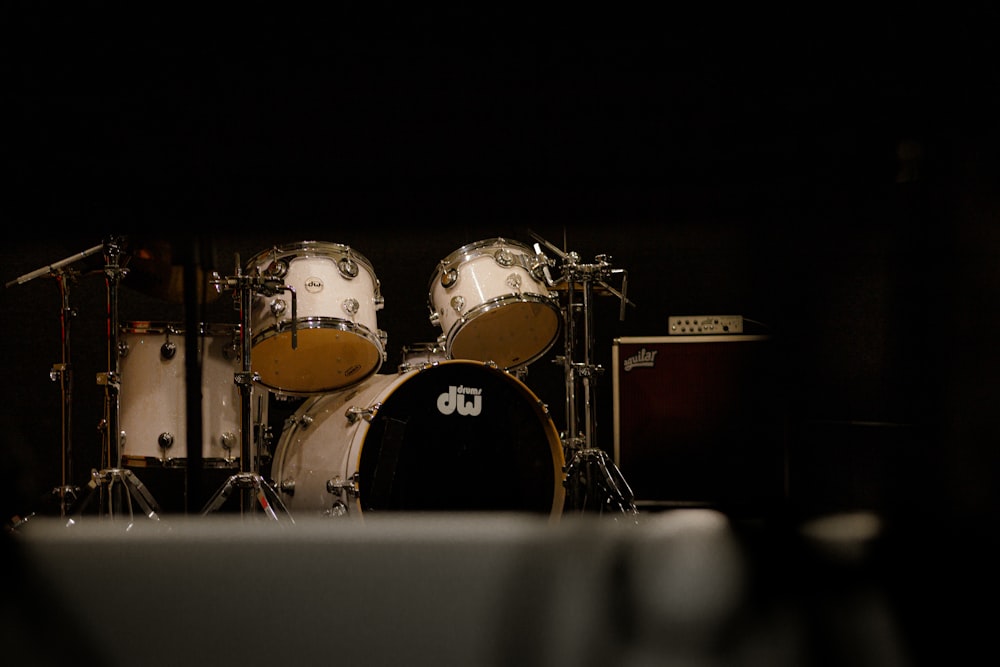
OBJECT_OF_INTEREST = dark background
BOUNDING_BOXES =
[4,6,1000,533]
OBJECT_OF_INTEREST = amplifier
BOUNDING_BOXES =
[612,335,788,513]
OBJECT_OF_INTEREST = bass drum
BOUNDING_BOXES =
[272,360,566,518]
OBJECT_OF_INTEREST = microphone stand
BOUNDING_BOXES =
[5,242,105,518]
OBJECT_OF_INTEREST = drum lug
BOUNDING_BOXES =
[160,340,177,360]
[373,292,385,312]
[346,402,380,424]
[326,475,357,497]
[450,295,465,315]
[440,267,458,289]
[219,431,237,452]
[505,273,522,292]
[342,297,360,316]
[322,501,349,518]
[337,256,359,279]
[269,298,287,318]
[428,310,441,327]
[493,246,515,267]
[157,432,174,451]
[261,257,288,280]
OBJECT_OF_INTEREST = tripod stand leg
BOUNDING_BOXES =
[563,449,639,520]
[120,469,162,521]
[66,468,162,527]
[201,475,237,514]
[201,473,294,522]
[256,478,295,522]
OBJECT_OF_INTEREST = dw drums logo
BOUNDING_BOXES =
[437,385,483,416]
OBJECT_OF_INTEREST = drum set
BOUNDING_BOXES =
[8,233,638,526]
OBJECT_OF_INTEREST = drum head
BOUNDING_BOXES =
[358,361,565,514]
[447,298,562,369]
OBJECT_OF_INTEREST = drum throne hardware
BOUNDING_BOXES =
[5,241,107,519]
[530,231,639,518]
[201,256,294,521]
[68,237,163,525]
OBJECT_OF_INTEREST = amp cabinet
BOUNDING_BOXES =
[612,335,788,514]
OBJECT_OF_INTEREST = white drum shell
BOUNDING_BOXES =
[247,241,386,395]
[398,341,448,372]
[428,238,561,369]
[119,322,250,466]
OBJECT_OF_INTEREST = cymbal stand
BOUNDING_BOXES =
[201,260,294,522]
[5,241,105,518]
[68,237,162,526]
[532,235,638,518]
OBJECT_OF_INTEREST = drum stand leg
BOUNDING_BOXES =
[201,471,287,520]
[68,238,163,527]
[67,468,161,526]
[563,447,637,515]
[202,264,293,522]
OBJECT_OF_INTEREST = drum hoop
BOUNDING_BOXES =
[246,240,377,275]
[447,292,561,332]
[430,238,536,291]
[120,321,239,337]
[445,296,562,368]
[250,317,386,353]
[121,455,239,470]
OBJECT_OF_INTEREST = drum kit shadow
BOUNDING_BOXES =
[6,231,639,528]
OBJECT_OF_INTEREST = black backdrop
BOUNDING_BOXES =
[4,6,1000,529]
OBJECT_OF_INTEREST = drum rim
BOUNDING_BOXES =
[120,321,240,336]
[444,294,563,369]
[427,237,541,301]
[250,316,387,351]
[434,236,533,272]
[245,240,378,274]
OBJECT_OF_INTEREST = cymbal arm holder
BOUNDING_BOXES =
[555,249,637,518]
[99,239,127,475]
[237,271,260,504]
[201,264,294,521]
